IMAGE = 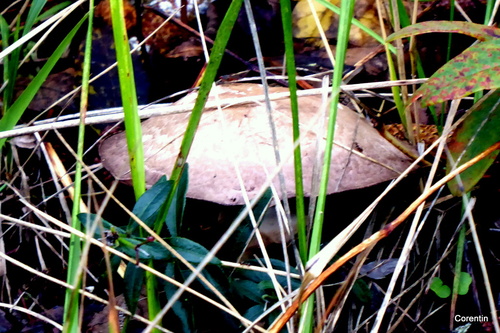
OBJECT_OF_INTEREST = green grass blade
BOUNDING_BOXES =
[151,0,244,241]
[108,0,152,328]
[0,15,10,93]
[24,0,47,36]
[144,2,243,330]
[62,2,94,331]
[0,15,87,149]
[109,0,145,200]
[2,19,21,111]
[280,0,307,264]
[308,0,355,263]
[36,2,71,22]
[302,0,356,331]
[152,0,244,235]
[0,0,48,110]
[314,0,397,54]
[169,0,243,184]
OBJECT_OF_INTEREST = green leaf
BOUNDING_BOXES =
[232,280,264,303]
[430,277,451,298]
[169,237,220,265]
[0,14,88,149]
[117,237,171,261]
[166,164,188,237]
[237,259,301,290]
[413,39,500,106]
[244,304,265,322]
[447,89,500,195]
[164,262,192,333]
[387,21,500,42]
[457,272,472,295]
[123,263,145,316]
[77,213,126,239]
[225,188,273,254]
[128,176,173,235]
[352,279,372,304]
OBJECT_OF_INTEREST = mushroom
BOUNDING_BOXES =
[99,83,413,206]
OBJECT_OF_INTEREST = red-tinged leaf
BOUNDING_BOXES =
[412,38,500,106]
[447,89,500,196]
[387,21,500,42]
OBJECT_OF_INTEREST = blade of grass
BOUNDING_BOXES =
[1,17,20,111]
[144,1,244,331]
[280,0,308,265]
[0,15,87,148]
[108,0,145,199]
[308,0,355,283]
[151,0,244,235]
[388,0,412,137]
[36,2,72,22]
[107,0,153,329]
[0,16,10,94]
[302,0,356,331]
[314,0,397,54]
[2,0,46,111]
[377,0,406,131]
[0,1,86,64]
[62,1,95,331]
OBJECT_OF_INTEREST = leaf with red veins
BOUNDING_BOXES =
[413,38,500,106]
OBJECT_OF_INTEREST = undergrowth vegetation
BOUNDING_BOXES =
[0,0,499,332]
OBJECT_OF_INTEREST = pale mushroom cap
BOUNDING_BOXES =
[100,83,413,205]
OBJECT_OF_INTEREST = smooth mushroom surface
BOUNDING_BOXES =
[99,83,414,205]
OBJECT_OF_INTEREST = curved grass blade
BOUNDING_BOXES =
[0,15,87,149]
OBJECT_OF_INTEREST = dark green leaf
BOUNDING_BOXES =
[413,39,500,106]
[169,237,221,265]
[237,258,301,290]
[166,164,188,237]
[164,262,192,333]
[225,188,273,254]
[128,176,173,235]
[123,263,145,315]
[387,21,500,42]
[233,280,264,303]
[116,237,171,261]
[77,213,126,239]
[178,263,229,299]
[244,304,265,322]
[353,279,372,304]
[447,89,500,195]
